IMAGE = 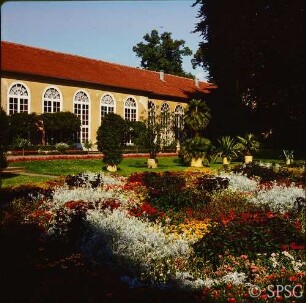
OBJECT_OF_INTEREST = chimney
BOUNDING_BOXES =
[160,70,165,81]
[195,77,199,88]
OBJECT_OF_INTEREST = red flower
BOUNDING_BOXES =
[289,276,298,282]
[276,295,284,302]
[227,298,236,303]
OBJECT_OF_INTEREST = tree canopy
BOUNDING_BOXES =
[192,0,304,149]
[133,29,193,78]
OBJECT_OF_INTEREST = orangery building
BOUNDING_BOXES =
[1,41,215,146]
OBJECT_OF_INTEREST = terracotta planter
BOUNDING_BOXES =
[244,155,253,164]
[106,165,117,172]
[147,158,158,168]
[190,157,203,167]
[222,157,230,165]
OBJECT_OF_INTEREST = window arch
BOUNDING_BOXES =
[160,102,170,127]
[100,94,115,121]
[73,90,90,143]
[174,105,184,140]
[43,87,62,113]
[8,82,30,114]
[124,97,137,121]
[148,100,156,124]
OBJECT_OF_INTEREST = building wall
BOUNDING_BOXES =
[1,76,186,144]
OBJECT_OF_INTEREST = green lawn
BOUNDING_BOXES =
[2,157,226,187]
[2,156,288,188]
[0,173,55,188]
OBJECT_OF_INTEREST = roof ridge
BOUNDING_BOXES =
[1,40,210,84]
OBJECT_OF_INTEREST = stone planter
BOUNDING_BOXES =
[222,157,230,165]
[286,159,292,165]
[147,158,158,168]
[190,157,203,167]
[244,155,253,164]
[106,165,117,172]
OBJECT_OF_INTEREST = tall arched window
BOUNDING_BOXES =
[161,102,170,128]
[124,97,137,144]
[148,100,156,124]
[174,105,184,141]
[100,94,115,121]
[43,87,62,113]
[124,97,137,121]
[8,83,30,114]
[74,90,90,143]
[160,102,172,146]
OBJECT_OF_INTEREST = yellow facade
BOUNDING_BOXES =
[1,76,186,144]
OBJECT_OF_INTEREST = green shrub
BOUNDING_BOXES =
[179,137,212,165]
[96,113,128,167]
[55,142,69,154]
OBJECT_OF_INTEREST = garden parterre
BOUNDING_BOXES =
[0,163,305,302]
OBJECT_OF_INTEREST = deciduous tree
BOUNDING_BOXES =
[133,29,193,78]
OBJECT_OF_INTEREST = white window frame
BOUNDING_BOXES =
[7,82,31,114]
[100,93,116,122]
[42,86,63,113]
[73,90,91,143]
[124,96,138,122]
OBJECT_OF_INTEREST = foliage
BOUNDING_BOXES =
[282,149,294,161]
[192,0,304,149]
[231,162,291,183]
[8,112,40,144]
[179,137,212,164]
[55,142,69,154]
[196,175,229,192]
[236,133,260,155]
[193,211,304,267]
[96,113,128,167]
[214,136,241,161]
[83,140,93,154]
[41,111,81,144]
[65,172,103,189]
[133,29,193,78]
[184,99,211,137]
[0,107,9,174]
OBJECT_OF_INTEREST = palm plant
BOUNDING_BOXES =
[215,136,241,164]
[184,99,211,137]
[237,133,260,156]
[237,133,260,163]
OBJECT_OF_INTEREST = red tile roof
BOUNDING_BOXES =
[1,41,216,99]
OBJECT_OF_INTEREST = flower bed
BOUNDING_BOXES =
[0,165,305,302]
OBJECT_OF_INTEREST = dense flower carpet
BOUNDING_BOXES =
[0,162,305,302]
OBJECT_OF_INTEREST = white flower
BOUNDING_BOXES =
[219,172,258,192]
[249,183,305,213]
[221,271,247,285]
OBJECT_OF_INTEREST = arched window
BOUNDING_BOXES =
[8,83,30,114]
[74,90,90,143]
[160,102,170,128]
[174,105,184,140]
[148,101,156,125]
[100,94,115,121]
[160,102,172,146]
[43,87,62,113]
[124,97,137,121]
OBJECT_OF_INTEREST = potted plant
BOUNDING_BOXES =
[83,140,93,154]
[237,133,260,163]
[215,136,241,165]
[180,137,211,167]
[96,113,128,172]
[282,150,294,165]
[182,99,211,167]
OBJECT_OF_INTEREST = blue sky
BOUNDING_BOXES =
[1,0,208,80]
